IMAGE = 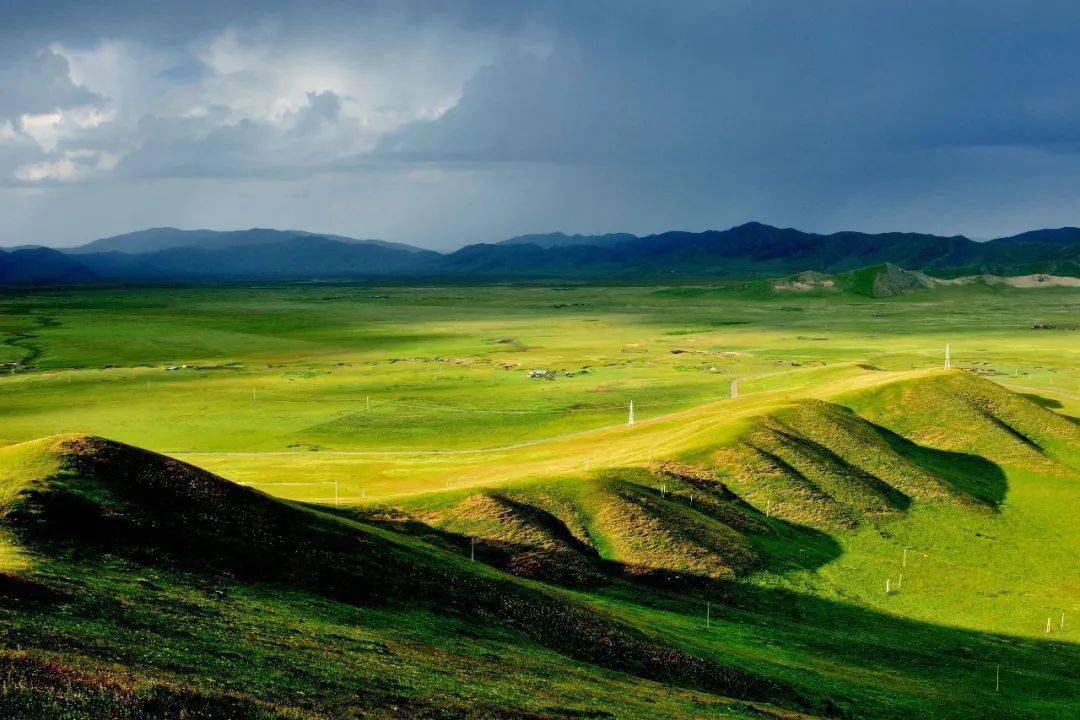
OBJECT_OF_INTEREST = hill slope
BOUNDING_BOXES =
[0,435,815,719]
[0,372,1077,718]
[392,372,1076,582]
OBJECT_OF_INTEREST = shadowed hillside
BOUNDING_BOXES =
[0,435,816,719]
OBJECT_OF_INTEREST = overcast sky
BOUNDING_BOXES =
[2,1,1079,249]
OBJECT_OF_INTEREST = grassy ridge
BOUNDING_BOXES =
[0,436,815,718]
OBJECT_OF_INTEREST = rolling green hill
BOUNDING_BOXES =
[0,282,1076,718]
[1,371,1075,719]
[0,435,811,719]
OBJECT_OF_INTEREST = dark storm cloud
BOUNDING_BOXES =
[1,1,1078,247]
[380,1,1080,161]
[0,49,103,117]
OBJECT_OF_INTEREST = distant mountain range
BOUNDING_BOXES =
[65,227,427,255]
[497,231,638,249]
[2,222,1079,284]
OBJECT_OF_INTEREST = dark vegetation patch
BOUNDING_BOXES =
[0,652,291,720]
[0,572,70,606]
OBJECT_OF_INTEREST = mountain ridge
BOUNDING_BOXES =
[65,227,428,255]
[2,221,1078,283]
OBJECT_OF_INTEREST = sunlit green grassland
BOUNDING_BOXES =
[0,283,1073,503]
[1,282,1075,454]
[0,282,1077,718]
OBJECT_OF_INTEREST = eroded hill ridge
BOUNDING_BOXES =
[384,372,1077,585]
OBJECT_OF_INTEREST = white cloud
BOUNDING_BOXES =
[15,149,120,182]
[17,105,114,152]
[3,23,505,184]
[0,120,21,144]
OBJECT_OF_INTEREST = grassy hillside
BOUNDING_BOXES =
[0,435,818,719]
[0,283,1076,718]
[0,372,1077,718]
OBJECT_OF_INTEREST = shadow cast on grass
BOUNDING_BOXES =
[595,575,1079,720]
[315,499,1077,719]
[831,411,1011,508]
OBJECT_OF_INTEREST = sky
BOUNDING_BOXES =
[1,0,1079,250]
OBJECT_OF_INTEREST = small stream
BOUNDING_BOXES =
[0,314,58,373]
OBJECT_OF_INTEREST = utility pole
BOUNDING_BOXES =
[706,602,711,629]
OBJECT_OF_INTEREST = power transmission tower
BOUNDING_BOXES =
[627,400,635,426]
[945,344,951,369]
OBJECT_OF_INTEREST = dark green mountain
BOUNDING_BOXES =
[1,222,1078,283]
[67,227,426,255]
[0,247,96,284]
[440,222,1080,278]
[498,231,638,248]
[76,236,443,280]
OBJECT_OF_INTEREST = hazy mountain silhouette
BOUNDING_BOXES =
[2,222,1078,283]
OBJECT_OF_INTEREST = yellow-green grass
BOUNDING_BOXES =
[783,372,1080,639]
[1,421,1076,719]
[0,283,1077,718]
[1,285,1075,457]
[177,365,936,502]
[380,371,1078,643]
